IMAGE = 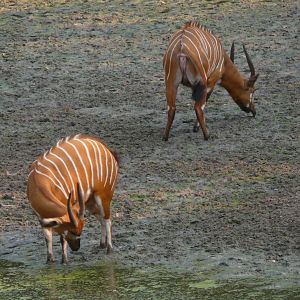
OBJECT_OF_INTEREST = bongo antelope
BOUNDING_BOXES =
[163,21,259,140]
[27,134,119,263]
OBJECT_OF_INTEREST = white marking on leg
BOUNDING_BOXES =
[41,217,63,226]
[60,234,68,263]
[95,195,107,246]
[105,219,112,249]
[42,227,54,261]
[95,195,104,216]
[201,103,206,110]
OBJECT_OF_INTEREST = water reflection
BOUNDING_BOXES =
[0,259,299,300]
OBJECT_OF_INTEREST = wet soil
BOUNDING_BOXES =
[0,0,299,297]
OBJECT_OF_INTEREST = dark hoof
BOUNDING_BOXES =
[100,241,107,249]
[162,136,169,141]
[61,258,68,265]
[46,256,55,264]
[193,125,199,132]
[106,245,113,254]
[204,135,209,141]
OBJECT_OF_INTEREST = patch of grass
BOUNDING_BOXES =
[189,279,221,289]
[130,194,146,202]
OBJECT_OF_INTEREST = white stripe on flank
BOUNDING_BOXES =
[185,29,209,67]
[86,139,99,181]
[209,36,216,72]
[28,169,35,178]
[163,31,182,68]
[67,140,89,190]
[166,35,182,81]
[75,138,94,189]
[183,36,207,80]
[35,168,67,198]
[194,28,211,60]
[49,149,75,194]
[111,159,118,191]
[196,28,209,56]
[37,161,68,199]
[93,141,103,182]
[220,55,224,72]
[108,151,114,185]
[213,36,220,70]
[196,29,214,75]
[56,138,64,147]
[212,35,221,72]
[216,43,224,71]
[100,143,109,187]
[89,139,101,181]
[189,28,208,58]
[182,41,207,81]
[43,153,70,194]
[57,145,84,194]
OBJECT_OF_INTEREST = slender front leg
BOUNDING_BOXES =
[95,195,111,252]
[42,227,55,263]
[60,234,68,264]
[194,85,209,140]
[104,218,113,254]
[100,216,107,249]
[163,83,178,141]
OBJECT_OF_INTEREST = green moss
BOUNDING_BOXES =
[189,279,221,289]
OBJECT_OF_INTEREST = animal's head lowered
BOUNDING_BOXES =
[39,185,86,251]
[230,42,259,117]
[64,187,85,251]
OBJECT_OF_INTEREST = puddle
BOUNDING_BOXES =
[0,259,299,300]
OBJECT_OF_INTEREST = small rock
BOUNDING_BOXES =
[219,262,229,267]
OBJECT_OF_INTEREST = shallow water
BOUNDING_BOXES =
[0,259,299,300]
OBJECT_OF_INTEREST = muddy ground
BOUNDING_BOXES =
[0,0,299,290]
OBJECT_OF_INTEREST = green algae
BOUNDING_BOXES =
[0,259,299,300]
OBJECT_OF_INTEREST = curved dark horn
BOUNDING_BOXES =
[77,183,85,220]
[243,44,255,77]
[230,41,235,63]
[67,191,78,227]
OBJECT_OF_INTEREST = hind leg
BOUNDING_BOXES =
[163,82,178,141]
[42,227,55,263]
[60,234,68,264]
[193,88,213,133]
[193,84,209,140]
[163,60,182,141]
[95,195,113,254]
